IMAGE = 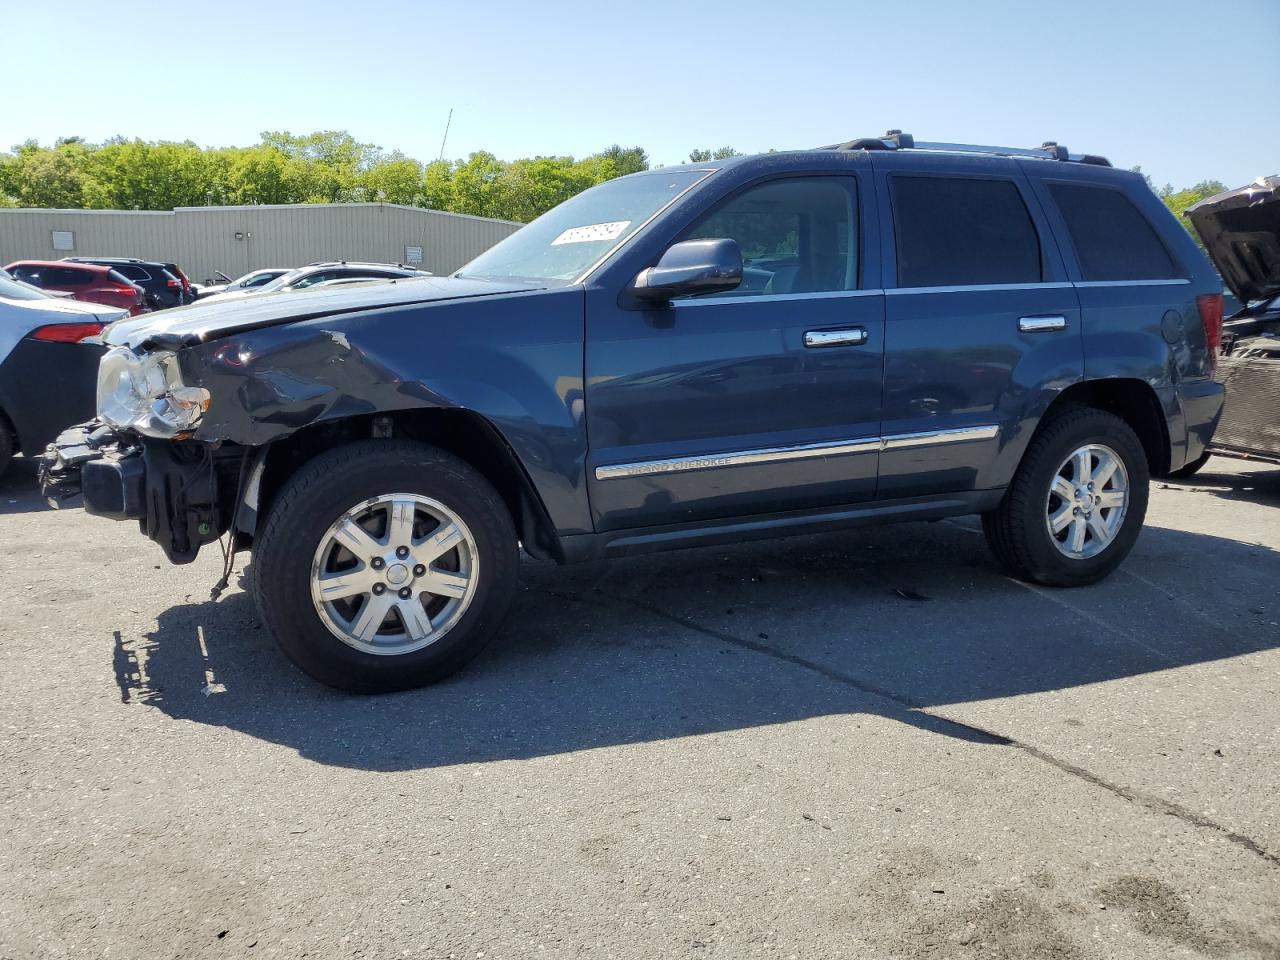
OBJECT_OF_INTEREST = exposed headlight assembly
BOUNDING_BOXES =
[97,346,211,438]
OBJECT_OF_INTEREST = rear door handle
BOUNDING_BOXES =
[804,327,868,348]
[1019,315,1067,333]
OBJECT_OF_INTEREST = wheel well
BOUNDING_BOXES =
[0,406,16,455]
[1046,379,1170,474]
[252,410,565,562]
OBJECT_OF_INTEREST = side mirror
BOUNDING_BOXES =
[632,238,742,303]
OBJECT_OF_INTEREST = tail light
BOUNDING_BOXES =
[166,278,181,288]
[29,322,105,343]
[1195,293,1224,371]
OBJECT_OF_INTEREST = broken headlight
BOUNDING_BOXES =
[97,345,211,438]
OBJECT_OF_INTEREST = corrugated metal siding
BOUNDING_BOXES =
[0,204,520,283]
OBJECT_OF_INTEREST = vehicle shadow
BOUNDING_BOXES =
[1160,457,1280,508]
[0,456,53,516]
[114,515,1280,771]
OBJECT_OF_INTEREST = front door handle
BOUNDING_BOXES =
[804,327,868,348]
[1019,315,1067,333]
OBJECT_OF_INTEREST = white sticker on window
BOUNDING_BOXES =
[550,220,631,246]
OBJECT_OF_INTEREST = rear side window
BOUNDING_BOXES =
[116,265,151,281]
[52,267,93,286]
[1047,183,1178,281]
[892,176,1041,287]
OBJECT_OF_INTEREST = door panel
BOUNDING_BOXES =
[873,156,1083,499]
[584,173,884,532]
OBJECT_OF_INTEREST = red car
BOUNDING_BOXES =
[4,260,147,316]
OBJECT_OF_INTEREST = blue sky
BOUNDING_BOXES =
[2,0,1276,190]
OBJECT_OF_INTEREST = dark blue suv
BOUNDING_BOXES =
[44,132,1226,692]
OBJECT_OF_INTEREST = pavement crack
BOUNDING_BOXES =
[587,588,1280,871]
[1011,741,1280,869]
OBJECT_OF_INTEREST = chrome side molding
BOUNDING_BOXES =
[594,424,1000,480]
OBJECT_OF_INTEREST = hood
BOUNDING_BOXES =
[102,275,543,349]
[1187,175,1280,305]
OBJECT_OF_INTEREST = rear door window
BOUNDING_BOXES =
[891,176,1042,287]
[1047,182,1179,281]
[115,265,151,281]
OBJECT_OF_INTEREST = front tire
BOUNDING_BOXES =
[252,441,518,693]
[982,407,1149,587]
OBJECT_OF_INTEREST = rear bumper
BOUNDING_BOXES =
[1174,378,1226,470]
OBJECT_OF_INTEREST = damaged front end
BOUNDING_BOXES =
[42,337,252,564]
[42,421,249,563]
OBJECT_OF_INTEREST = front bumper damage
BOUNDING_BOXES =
[42,422,244,563]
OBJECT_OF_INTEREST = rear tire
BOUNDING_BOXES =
[982,407,1149,587]
[252,440,519,693]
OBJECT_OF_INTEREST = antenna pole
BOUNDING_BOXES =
[438,108,453,162]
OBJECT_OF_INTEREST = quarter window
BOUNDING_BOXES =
[892,176,1042,287]
[1048,182,1178,281]
[680,177,858,297]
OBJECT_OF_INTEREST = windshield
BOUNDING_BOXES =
[256,269,306,294]
[458,169,711,284]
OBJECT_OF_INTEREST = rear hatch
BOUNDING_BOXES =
[1187,175,1280,307]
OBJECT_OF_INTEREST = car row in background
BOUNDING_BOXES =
[193,261,431,304]
[4,261,148,315]
[66,256,194,308]
[0,269,126,476]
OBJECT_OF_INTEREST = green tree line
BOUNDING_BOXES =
[0,132,1226,236]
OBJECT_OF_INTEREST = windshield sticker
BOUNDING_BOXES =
[550,220,631,246]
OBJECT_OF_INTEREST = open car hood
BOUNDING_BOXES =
[103,275,542,349]
[1187,175,1280,306]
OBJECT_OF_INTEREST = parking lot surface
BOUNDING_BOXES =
[1,454,1277,959]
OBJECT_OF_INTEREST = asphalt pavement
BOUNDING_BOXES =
[1,453,1277,959]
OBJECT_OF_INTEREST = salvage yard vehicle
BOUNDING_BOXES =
[0,274,124,476]
[65,257,187,309]
[5,261,147,316]
[192,268,289,300]
[1175,175,1280,472]
[43,132,1225,692]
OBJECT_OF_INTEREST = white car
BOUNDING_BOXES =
[0,270,127,476]
[192,268,289,300]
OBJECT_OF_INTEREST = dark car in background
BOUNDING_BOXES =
[1181,174,1280,471]
[65,257,190,309]
[4,261,147,316]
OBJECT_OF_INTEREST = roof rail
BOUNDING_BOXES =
[821,130,1111,167]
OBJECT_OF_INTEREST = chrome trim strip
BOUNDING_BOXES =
[593,437,880,481]
[887,282,1074,295]
[881,425,1000,451]
[678,288,884,307]
[804,327,868,348]
[594,425,1001,480]
[1074,278,1190,288]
